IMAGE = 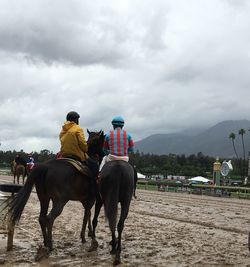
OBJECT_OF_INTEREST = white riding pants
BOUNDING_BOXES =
[99,154,129,171]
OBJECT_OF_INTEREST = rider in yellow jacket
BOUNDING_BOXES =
[59,111,88,161]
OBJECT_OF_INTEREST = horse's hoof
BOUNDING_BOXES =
[110,248,116,255]
[47,243,53,251]
[81,238,86,244]
[88,239,98,252]
[113,257,121,266]
[35,246,49,262]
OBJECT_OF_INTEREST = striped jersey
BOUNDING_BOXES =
[103,128,134,156]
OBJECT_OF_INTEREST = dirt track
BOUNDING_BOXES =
[0,175,250,266]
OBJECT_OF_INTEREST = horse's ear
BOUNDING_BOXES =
[87,129,90,134]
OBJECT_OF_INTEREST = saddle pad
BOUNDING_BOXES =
[58,158,92,177]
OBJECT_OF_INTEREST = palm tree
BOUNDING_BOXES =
[238,129,246,158]
[239,128,246,178]
[229,132,239,160]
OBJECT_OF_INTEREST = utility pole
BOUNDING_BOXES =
[213,157,221,186]
[246,151,250,185]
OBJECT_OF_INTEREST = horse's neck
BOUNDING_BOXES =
[88,151,103,164]
[87,131,105,163]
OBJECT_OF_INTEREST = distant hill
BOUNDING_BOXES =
[135,120,250,158]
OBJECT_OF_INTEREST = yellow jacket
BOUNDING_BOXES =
[59,121,88,161]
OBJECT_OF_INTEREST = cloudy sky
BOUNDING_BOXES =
[0,0,250,153]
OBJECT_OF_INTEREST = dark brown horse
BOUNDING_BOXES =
[90,160,134,266]
[7,130,105,251]
[13,164,27,184]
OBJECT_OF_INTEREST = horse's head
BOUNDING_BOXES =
[87,129,105,162]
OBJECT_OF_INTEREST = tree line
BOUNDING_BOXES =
[0,149,247,180]
[129,151,246,179]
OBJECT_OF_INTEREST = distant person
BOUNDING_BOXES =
[27,153,35,171]
[14,154,27,168]
[99,116,134,171]
[59,111,98,178]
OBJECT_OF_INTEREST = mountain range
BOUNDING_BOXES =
[135,120,250,158]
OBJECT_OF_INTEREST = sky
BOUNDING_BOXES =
[0,0,250,153]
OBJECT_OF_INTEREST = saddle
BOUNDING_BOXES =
[58,157,92,177]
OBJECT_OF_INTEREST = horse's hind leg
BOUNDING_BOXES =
[108,211,118,255]
[110,230,117,255]
[113,202,130,266]
[133,167,138,199]
[87,214,92,237]
[80,201,94,243]
[88,197,103,252]
[22,171,26,184]
[47,200,66,250]
[38,198,50,248]
[92,196,103,239]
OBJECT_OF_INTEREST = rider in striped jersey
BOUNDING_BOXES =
[99,116,134,171]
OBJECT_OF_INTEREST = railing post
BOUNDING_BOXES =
[0,193,14,251]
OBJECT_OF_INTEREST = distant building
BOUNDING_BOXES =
[149,174,186,180]
[167,175,186,180]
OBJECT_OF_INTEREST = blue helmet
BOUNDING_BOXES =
[112,116,125,127]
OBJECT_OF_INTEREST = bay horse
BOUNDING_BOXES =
[13,164,27,184]
[7,130,104,252]
[90,160,134,266]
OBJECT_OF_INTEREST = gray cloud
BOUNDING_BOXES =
[0,0,250,153]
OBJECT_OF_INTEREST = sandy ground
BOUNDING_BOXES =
[0,175,250,266]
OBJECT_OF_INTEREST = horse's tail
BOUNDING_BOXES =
[104,191,119,233]
[103,171,121,232]
[9,164,48,224]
